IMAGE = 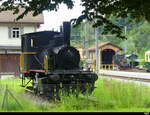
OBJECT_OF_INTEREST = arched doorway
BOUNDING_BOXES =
[101,49,115,64]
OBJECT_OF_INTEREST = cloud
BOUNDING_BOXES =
[37,0,83,31]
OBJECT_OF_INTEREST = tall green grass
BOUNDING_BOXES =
[91,77,150,109]
[0,78,55,112]
[51,77,150,112]
[1,77,150,112]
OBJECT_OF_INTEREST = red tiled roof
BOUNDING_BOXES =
[0,8,44,24]
[88,42,122,51]
[88,42,109,50]
[75,46,84,49]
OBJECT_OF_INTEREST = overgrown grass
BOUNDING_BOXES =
[50,77,150,112]
[0,78,55,112]
[94,78,150,110]
[1,77,150,112]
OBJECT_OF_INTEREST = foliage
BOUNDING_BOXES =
[127,21,150,58]
[71,21,95,48]
[0,0,74,19]
[0,0,150,39]
[72,0,150,39]
[79,60,84,67]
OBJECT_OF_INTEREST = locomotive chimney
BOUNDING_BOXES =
[63,21,71,46]
[60,25,63,33]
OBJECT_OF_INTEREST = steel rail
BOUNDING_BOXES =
[99,70,150,82]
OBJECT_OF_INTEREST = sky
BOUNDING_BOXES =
[37,0,84,32]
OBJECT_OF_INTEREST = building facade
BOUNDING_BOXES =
[0,9,44,77]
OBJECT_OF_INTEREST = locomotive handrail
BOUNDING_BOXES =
[20,52,37,72]
[22,52,37,55]
[44,55,48,74]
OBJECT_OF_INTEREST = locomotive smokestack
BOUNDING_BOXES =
[60,25,63,33]
[63,22,71,46]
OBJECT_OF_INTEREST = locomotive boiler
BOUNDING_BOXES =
[20,22,98,99]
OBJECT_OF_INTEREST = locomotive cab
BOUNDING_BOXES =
[20,31,64,72]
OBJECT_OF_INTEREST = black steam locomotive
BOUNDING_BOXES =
[20,22,98,99]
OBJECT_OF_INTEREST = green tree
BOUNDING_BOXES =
[127,21,150,58]
[71,21,95,47]
[0,0,150,39]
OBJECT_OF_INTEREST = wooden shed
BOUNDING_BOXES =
[88,42,122,69]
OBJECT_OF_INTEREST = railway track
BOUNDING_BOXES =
[99,70,150,83]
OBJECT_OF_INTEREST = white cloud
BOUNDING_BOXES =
[37,0,83,32]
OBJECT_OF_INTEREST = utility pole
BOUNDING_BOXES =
[95,26,99,73]
[84,21,90,69]
[84,22,89,60]
[124,26,127,54]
